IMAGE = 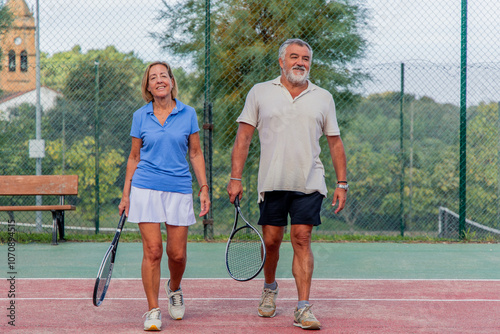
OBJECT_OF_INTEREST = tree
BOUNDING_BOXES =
[46,137,125,222]
[153,0,370,228]
[466,102,500,226]
[0,4,13,91]
[0,3,12,34]
[38,46,147,200]
[153,0,370,146]
[327,92,462,233]
[43,46,145,152]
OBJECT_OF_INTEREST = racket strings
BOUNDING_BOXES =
[93,213,125,307]
[95,254,113,303]
[227,226,265,280]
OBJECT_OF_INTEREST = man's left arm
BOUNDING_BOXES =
[326,135,347,213]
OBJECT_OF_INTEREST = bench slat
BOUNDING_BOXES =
[0,175,78,196]
[0,205,76,211]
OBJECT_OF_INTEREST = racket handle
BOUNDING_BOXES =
[234,196,240,207]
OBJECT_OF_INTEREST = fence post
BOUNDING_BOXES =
[497,101,500,229]
[202,0,214,240]
[35,0,43,232]
[94,60,100,234]
[458,0,468,239]
[399,62,405,236]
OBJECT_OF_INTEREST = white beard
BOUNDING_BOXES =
[285,66,309,85]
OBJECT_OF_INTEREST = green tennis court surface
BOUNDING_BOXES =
[6,242,500,279]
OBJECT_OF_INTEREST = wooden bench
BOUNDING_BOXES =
[0,175,79,245]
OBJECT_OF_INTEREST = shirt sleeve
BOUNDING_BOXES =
[190,108,201,134]
[323,95,340,136]
[130,110,142,138]
[236,86,259,127]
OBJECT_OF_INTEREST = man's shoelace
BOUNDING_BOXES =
[261,289,276,305]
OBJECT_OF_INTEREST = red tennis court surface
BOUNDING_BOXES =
[3,278,500,333]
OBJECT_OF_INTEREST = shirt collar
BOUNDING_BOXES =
[146,98,183,115]
[271,76,316,93]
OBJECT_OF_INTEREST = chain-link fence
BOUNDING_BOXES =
[0,0,499,239]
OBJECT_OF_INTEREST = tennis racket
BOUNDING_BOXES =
[92,212,126,306]
[225,197,266,281]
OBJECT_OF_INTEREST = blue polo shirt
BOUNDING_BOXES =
[130,99,200,193]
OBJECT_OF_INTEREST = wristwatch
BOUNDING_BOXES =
[337,183,349,192]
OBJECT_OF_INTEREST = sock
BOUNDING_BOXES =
[264,281,277,290]
[297,300,309,310]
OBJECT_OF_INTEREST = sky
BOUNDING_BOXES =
[16,0,500,105]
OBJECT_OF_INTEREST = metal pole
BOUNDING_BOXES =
[458,0,468,239]
[35,0,42,232]
[202,0,213,240]
[409,100,414,229]
[399,62,405,237]
[497,101,500,229]
[62,100,65,173]
[94,60,100,234]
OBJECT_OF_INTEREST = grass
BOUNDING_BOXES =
[1,231,498,244]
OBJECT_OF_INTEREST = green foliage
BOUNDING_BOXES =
[333,92,462,232]
[42,46,145,153]
[173,67,204,110]
[0,103,41,175]
[0,3,12,33]
[45,137,125,222]
[3,230,496,244]
[154,0,370,146]
[0,3,13,75]
[41,46,147,195]
[0,104,39,209]
[41,45,144,93]
[466,102,500,225]
[152,0,373,232]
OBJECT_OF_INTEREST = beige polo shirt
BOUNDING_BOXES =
[237,77,340,202]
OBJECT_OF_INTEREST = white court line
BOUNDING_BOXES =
[13,278,500,282]
[5,278,500,302]
[2,297,500,302]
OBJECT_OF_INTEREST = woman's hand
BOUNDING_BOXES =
[118,197,130,217]
[199,187,211,217]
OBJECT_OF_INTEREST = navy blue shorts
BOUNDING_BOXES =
[258,191,323,226]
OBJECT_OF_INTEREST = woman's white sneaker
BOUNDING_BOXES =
[165,281,185,320]
[143,308,162,331]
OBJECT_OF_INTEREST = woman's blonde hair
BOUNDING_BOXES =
[141,61,178,103]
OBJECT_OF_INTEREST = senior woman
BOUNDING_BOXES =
[119,61,210,331]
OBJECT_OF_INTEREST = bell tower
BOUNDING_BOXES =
[0,0,36,93]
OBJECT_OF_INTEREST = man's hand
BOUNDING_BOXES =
[332,187,347,214]
[227,179,243,204]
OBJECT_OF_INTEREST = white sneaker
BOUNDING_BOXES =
[165,281,185,320]
[143,308,162,331]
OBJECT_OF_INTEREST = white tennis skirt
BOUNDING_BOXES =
[128,186,197,226]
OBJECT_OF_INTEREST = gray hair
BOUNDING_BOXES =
[278,39,313,62]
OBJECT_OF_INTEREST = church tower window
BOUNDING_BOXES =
[8,50,16,72]
[20,50,28,72]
